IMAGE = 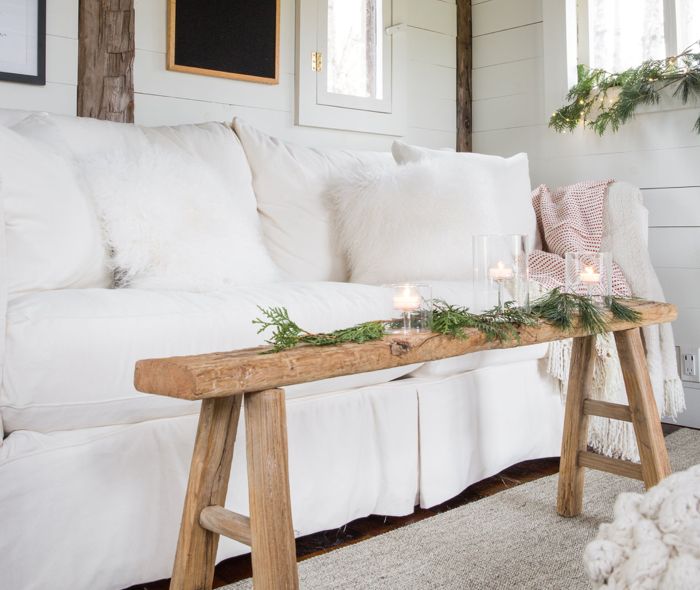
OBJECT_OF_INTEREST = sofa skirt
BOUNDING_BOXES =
[0,361,562,590]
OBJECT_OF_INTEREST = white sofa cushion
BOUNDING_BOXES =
[232,118,394,282]
[0,108,32,127]
[81,138,279,291]
[1,282,422,433]
[328,158,501,284]
[392,141,538,251]
[0,123,110,296]
[12,112,276,291]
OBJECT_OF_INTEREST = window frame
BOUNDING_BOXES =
[296,0,407,136]
[316,0,393,113]
[576,0,682,70]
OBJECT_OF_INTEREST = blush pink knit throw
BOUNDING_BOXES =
[528,179,631,296]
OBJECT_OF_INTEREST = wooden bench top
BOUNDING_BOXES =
[134,300,676,401]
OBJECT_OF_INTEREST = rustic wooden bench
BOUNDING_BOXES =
[134,300,676,590]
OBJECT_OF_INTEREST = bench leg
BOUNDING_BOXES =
[171,396,243,590]
[614,328,671,488]
[245,388,299,590]
[557,335,597,517]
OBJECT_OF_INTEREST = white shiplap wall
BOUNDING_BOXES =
[472,0,700,427]
[0,0,456,151]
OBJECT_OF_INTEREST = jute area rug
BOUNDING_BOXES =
[223,429,699,590]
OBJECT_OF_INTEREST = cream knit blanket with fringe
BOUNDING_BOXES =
[529,181,685,462]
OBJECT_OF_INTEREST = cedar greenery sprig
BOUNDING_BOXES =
[430,300,538,342]
[253,290,642,352]
[550,42,700,136]
[253,306,386,353]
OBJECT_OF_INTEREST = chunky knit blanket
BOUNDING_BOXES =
[528,181,685,461]
[584,464,700,589]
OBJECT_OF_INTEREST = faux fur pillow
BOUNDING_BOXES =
[328,159,502,284]
[81,143,279,291]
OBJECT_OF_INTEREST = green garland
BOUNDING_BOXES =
[253,289,641,353]
[550,43,700,136]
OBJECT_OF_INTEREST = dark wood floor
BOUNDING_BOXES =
[125,423,682,590]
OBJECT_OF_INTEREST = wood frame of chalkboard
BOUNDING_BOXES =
[166,0,280,85]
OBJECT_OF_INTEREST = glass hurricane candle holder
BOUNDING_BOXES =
[386,283,432,334]
[473,234,529,312]
[565,251,612,304]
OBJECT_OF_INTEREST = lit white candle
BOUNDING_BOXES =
[488,261,514,281]
[393,285,421,312]
[580,265,600,284]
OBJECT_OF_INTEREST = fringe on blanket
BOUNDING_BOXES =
[663,377,686,420]
[547,336,686,462]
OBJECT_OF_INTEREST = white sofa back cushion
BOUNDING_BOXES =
[232,118,394,282]
[0,123,110,295]
[329,158,503,284]
[392,141,538,251]
[81,136,279,291]
[0,108,32,127]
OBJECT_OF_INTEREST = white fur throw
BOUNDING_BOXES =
[81,142,279,291]
[584,465,700,589]
[328,159,503,284]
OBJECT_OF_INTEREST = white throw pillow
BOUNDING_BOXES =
[391,141,537,250]
[0,123,110,296]
[329,159,502,284]
[232,118,394,282]
[81,139,279,291]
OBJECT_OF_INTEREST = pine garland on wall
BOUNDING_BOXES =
[550,42,700,136]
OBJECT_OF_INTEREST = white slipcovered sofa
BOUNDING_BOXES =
[0,110,645,590]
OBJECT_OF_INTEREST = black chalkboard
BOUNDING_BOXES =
[167,0,279,84]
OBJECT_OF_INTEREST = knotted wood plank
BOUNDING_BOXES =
[134,300,676,400]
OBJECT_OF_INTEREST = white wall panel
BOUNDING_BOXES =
[649,228,700,269]
[644,187,700,227]
[473,23,542,68]
[407,0,457,36]
[472,58,542,100]
[472,0,541,37]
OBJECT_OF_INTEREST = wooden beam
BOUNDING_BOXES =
[456,0,472,151]
[583,399,632,422]
[134,300,677,401]
[78,0,135,122]
[199,506,252,547]
[578,451,644,481]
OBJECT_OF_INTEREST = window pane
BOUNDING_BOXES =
[586,0,666,71]
[677,0,700,52]
[326,0,383,99]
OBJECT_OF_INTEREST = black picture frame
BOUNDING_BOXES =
[0,0,46,85]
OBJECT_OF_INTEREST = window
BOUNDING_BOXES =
[296,0,406,135]
[320,0,390,111]
[577,0,700,72]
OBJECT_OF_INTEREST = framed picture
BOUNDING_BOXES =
[0,0,46,85]
[167,0,279,85]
